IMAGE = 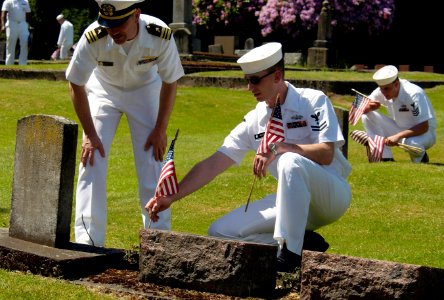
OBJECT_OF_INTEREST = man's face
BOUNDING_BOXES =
[244,69,276,103]
[106,10,140,44]
[379,80,399,99]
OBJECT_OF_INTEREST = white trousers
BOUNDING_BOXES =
[59,43,72,59]
[75,82,171,247]
[208,152,351,256]
[5,21,29,65]
[362,111,436,162]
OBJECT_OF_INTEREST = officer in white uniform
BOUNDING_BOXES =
[146,42,352,273]
[66,0,184,247]
[360,65,436,163]
[56,14,74,60]
[1,0,31,65]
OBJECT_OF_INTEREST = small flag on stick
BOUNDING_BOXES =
[368,134,385,162]
[349,89,371,125]
[257,100,285,154]
[246,94,284,212]
[149,129,180,228]
[155,129,180,198]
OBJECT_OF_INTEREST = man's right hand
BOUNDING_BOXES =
[81,135,105,167]
[145,196,173,222]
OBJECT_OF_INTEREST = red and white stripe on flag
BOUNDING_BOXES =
[349,94,370,126]
[154,136,179,197]
[257,103,285,154]
[368,134,385,162]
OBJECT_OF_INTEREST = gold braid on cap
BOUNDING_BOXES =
[99,4,136,20]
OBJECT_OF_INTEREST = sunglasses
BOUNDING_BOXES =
[245,70,275,85]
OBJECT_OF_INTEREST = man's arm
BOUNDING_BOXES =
[144,81,177,161]
[146,151,236,221]
[68,82,105,166]
[385,120,429,146]
[254,142,335,178]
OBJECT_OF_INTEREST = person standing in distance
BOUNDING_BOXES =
[1,0,32,65]
[146,42,352,273]
[56,14,74,60]
[357,65,436,163]
[66,0,184,247]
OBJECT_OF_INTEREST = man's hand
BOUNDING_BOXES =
[253,152,275,178]
[145,195,173,222]
[144,127,167,161]
[81,135,105,167]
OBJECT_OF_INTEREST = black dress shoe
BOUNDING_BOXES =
[276,243,302,273]
[303,231,329,252]
[421,152,429,163]
[382,158,395,162]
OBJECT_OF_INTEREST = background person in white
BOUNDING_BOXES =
[1,0,31,65]
[146,42,352,273]
[361,65,436,163]
[56,14,73,60]
[66,0,184,247]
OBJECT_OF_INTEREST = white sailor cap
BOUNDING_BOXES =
[237,42,283,74]
[95,0,144,28]
[373,65,398,86]
[56,14,64,21]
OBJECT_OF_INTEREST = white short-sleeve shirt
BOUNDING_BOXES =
[1,0,31,23]
[218,82,352,179]
[369,79,436,130]
[66,14,184,92]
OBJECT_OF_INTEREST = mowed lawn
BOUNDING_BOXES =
[0,75,443,299]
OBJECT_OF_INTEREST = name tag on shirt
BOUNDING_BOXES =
[254,132,265,140]
[137,56,157,65]
[287,121,307,128]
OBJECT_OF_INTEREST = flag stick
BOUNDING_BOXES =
[396,143,423,155]
[244,175,256,212]
[148,128,180,228]
[245,93,280,212]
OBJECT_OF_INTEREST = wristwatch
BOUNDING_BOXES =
[269,143,278,155]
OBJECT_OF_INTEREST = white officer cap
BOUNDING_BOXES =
[237,42,283,74]
[95,0,145,28]
[56,14,64,21]
[373,65,399,86]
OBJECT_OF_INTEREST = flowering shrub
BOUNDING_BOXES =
[192,0,395,38]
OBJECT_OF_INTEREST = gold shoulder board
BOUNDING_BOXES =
[146,23,172,40]
[85,26,108,44]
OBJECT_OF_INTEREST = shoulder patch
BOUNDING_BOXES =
[146,23,172,40]
[85,26,108,44]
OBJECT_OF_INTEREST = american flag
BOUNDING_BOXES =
[368,134,385,162]
[154,130,179,197]
[349,94,370,125]
[257,102,285,154]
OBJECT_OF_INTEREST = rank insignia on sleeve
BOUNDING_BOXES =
[146,23,172,40]
[85,26,108,44]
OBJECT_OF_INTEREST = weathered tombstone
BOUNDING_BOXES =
[244,37,254,50]
[307,0,331,68]
[215,36,238,55]
[169,0,193,54]
[9,114,77,247]
[284,52,302,65]
[208,44,224,54]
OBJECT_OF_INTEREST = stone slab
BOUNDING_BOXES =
[139,229,277,298]
[300,250,444,299]
[0,228,128,279]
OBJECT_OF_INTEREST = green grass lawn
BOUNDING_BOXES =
[0,74,443,298]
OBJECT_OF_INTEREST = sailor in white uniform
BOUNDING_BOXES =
[146,42,352,273]
[66,0,184,247]
[360,65,436,163]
